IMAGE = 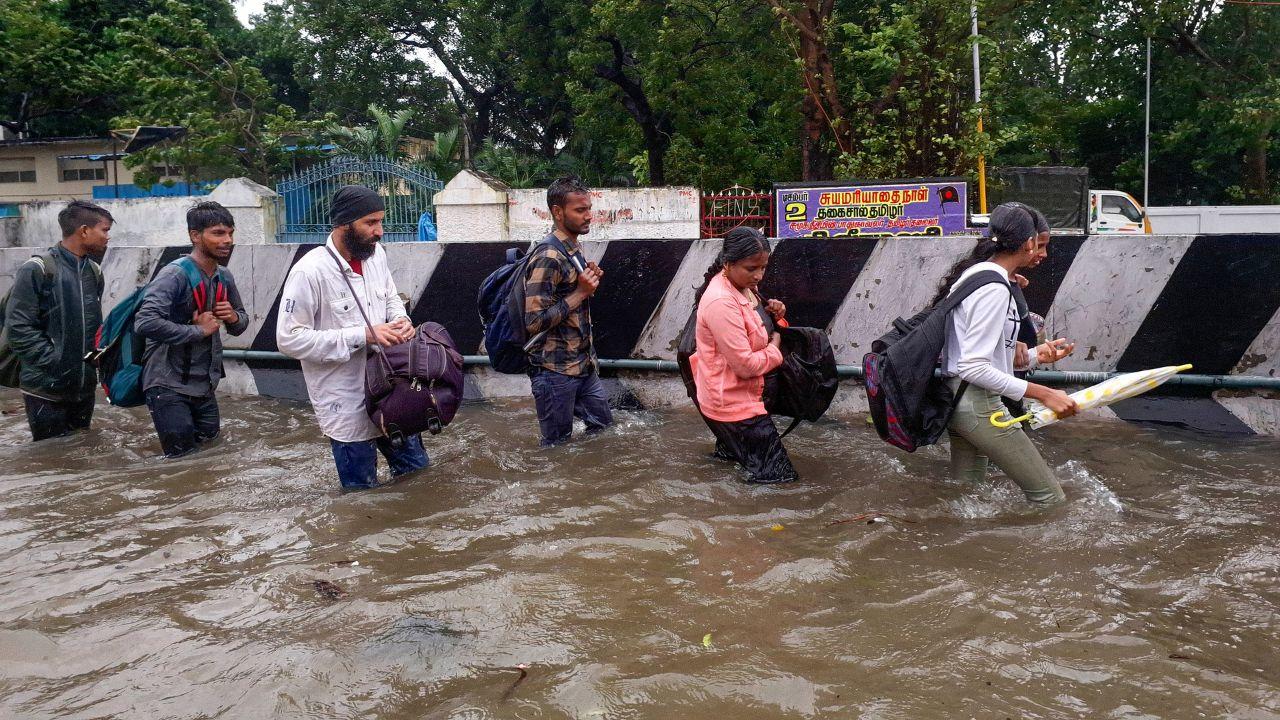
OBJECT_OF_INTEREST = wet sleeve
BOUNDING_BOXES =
[705,297,783,379]
[224,276,249,337]
[4,261,58,371]
[954,286,1028,400]
[134,268,204,346]
[523,252,569,336]
[275,265,366,362]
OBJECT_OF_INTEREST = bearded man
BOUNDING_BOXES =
[276,185,427,490]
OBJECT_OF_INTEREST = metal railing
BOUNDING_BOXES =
[274,155,443,243]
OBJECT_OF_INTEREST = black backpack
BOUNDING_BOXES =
[676,308,838,438]
[862,270,1008,452]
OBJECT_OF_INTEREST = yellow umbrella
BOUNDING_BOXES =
[991,364,1194,429]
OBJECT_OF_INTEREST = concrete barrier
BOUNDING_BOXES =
[2,234,1277,435]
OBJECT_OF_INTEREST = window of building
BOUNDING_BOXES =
[57,156,107,182]
[0,157,37,184]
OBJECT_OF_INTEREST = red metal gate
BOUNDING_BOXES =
[700,185,773,238]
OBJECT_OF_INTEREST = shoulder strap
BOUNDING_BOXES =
[939,270,1011,315]
[325,247,376,331]
[778,415,803,439]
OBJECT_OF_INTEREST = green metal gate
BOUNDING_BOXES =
[275,156,443,243]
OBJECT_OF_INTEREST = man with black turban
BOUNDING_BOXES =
[276,185,428,490]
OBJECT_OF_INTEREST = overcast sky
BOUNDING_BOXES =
[234,0,266,25]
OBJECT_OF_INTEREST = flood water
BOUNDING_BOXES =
[1,388,1278,719]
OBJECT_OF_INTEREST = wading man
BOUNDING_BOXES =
[3,201,111,441]
[135,201,249,457]
[276,185,426,489]
[522,176,612,446]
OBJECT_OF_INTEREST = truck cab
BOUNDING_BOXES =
[1089,190,1152,234]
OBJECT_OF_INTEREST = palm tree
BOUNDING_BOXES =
[328,103,415,159]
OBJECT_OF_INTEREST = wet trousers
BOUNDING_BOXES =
[702,412,798,484]
[23,393,94,442]
[945,378,1065,505]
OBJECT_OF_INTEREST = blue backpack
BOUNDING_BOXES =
[93,257,219,407]
[477,235,577,374]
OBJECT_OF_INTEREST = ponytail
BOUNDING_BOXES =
[930,202,1039,304]
[695,226,771,302]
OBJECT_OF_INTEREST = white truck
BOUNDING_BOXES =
[974,189,1151,234]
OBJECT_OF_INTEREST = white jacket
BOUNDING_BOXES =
[940,261,1028,401]
[276,236,408,442]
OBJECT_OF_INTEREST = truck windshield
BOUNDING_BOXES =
[1103,195,1144,222]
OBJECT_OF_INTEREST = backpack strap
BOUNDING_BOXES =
[939,269,1011,314]
[778,415,803,439]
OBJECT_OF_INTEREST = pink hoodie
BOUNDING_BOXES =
[691,272,784,422]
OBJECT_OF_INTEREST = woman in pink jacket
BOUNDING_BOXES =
[691,227,798,483]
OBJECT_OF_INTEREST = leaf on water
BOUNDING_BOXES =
[702,633,712,648]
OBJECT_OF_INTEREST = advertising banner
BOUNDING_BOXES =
[774,178,969,238]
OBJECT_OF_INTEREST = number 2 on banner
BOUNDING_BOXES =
[784,202,806,221]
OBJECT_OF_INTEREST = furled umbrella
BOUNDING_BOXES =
[990,364,1194,429]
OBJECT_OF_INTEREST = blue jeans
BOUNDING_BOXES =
[144,386,219,458]
[328,434,429,490]
[529,369,613,446]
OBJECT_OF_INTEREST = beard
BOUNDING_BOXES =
[342,224,378,261]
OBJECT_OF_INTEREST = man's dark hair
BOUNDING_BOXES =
[58,200,113,238]
[187,201,235,233]
[547,176,590,211]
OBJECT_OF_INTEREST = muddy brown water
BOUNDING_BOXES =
[1,389,1278,719]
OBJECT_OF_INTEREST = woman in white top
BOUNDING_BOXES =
[934,203,1078,505]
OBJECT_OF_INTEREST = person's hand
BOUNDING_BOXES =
[1041,388,1078,418]
[193,310,221,337]
[366,322,412,347]
[769,332,782,349]
[213,300,239,325]
[1013,273,1030,289]
[766,298,787,321]
[575,264,602,298]
[388,317,414,337]
[1014,341,1031,370]
[1036,338,1075,364]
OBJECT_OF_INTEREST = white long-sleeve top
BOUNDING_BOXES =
[276,236,408,442]
[939,261,1028,400]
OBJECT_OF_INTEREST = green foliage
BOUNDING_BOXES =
[111,0,324,185]
[328,103,415,159]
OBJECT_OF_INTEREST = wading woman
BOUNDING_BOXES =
[690,227,798,484]
[935,203,1077,505]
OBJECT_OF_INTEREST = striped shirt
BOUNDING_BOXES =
[523,234,595,376]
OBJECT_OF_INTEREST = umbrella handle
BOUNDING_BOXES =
[989,410,1032,429]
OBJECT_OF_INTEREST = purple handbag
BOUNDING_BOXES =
[328,249,465,439]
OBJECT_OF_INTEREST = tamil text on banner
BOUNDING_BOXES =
[774,179,970,239]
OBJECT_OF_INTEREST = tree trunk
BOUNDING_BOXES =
[1243,128,1270,202]
[595,35,670,185]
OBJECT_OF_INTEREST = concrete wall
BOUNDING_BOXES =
[507,186,700,244]
[1148,205,1280,234]
[0,217,19,248]
[3,234,1278,436]
[434,169,510,242]
[6,178,279,248]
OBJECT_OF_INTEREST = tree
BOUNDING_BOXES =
[111,0,322,185]
[328,103,415,159]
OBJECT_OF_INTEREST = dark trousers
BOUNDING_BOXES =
[23,393,94,442]
[703,413,798,484]
[529,369,614,446]
[328,434,429,490]
[144,386,220,458]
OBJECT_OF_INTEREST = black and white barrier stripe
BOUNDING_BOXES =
[3,235,1277,435]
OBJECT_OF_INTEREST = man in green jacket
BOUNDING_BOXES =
[4,200,112,441]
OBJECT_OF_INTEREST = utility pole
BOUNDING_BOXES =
[971,0,987,214]
[1144,36,1151,208]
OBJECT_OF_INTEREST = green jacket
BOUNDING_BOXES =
[4,245,104,401]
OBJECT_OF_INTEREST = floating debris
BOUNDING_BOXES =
[313,579,345,600]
